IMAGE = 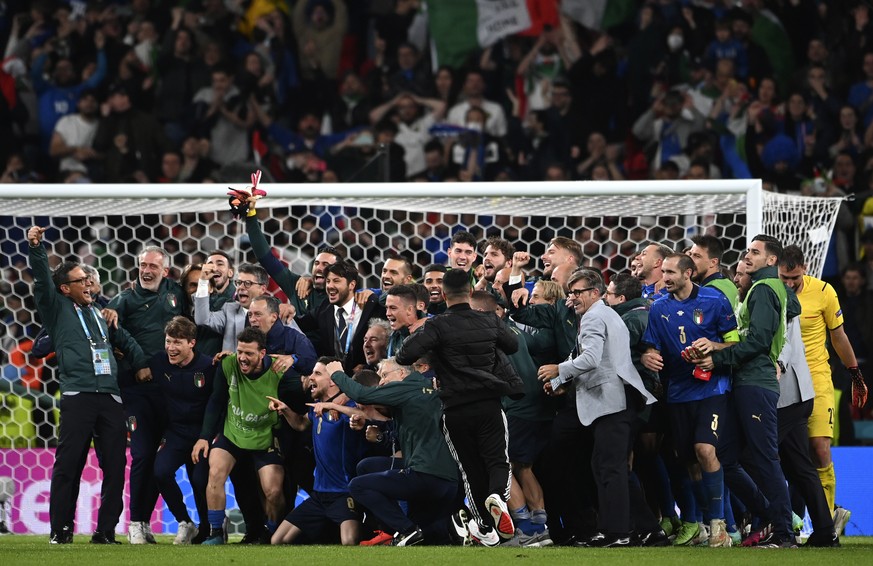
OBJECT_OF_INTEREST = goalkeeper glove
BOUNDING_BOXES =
[848,366,867,408]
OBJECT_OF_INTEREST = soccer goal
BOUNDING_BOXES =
[0,179,843,535]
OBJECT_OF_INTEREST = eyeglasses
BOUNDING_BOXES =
[234,279,263,289]
[65,277,93,286]
[379,367,403,379]
[568,287,595,297]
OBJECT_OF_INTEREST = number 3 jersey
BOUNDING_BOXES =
[643,285,738,403]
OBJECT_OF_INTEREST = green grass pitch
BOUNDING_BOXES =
[2,535,873,566]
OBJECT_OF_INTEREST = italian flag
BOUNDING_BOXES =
[560,0,636,31]
[428,0,559,69]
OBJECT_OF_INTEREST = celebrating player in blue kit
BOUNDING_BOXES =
[641,253,738,547]
[268,357,369,546]
[151,316,215,545]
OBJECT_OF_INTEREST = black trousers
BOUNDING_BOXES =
[442,398,511,527]
[591,404,637,536]
[153,424,208,525]
[541,403,597,542]
[50,392,126,533]
[721,388,792,539]
[349,468,459,542]
[122,386,167,522]
[778,400,834,534]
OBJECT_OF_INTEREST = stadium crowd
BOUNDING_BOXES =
[1,0,873,550]
[1,1,873,268]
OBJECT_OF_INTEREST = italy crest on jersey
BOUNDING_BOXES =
[693,309,704,325]
[168,295,177,308]
[127,416,137,432]
[194,372,205,388]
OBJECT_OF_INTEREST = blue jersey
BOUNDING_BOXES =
[642,282,668,302]
[643,285,737,403]
[309,400,368,493]
[150,352,215,428]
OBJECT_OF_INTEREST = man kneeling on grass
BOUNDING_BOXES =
[269,357,369,545]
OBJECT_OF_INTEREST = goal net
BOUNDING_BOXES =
[0,179,842,535]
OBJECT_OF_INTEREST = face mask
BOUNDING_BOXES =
[667,34,684,51]
[466,122,483,132]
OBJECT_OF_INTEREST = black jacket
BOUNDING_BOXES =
[297,295,386,374]
[396,302,522,408]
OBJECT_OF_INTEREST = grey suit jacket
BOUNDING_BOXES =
[777,317,815,409]
[552,301,656,426]
[194,295,248,352]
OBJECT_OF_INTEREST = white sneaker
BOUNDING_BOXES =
[450,509,472,546]
[174,521,198,545]
[833,506,851,536]
[468,520,500,547]
[485,493,515,540]
[142,521,157,544]
[709,519,731,547]
[128,521,147,545]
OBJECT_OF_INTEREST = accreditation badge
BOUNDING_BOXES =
[194,372,205,388]
[91,346,111,375]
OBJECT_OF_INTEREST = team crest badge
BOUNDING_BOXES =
[127,416,137,432]
[693,309,704,325]
[194,372,205,388]
[168,295,177,308]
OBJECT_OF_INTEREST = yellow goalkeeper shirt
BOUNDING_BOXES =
[797,275,844,373]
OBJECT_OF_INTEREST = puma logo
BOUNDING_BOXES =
[661,314,670,322]
[751,414,762,422]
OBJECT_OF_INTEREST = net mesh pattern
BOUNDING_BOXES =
[0,184,842,535]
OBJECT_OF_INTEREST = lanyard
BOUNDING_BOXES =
[74,303,107,347]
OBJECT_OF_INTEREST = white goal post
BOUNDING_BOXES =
[0,178,844,278]
[0,178,846,535]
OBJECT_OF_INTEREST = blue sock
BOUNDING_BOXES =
[701,468,724,522]
[516,517,540,536]
[207,510,225,530]
[723,485,737,532]
[691,478,706,523]
[265,519,277,534]
[675,471,698,522]
[655,455,677,518]
[512,505,530,521]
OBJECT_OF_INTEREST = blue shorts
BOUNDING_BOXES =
[507,416,550,466]
[284,491,360,541]
[667,395,727,463]
[212,432,284,470]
